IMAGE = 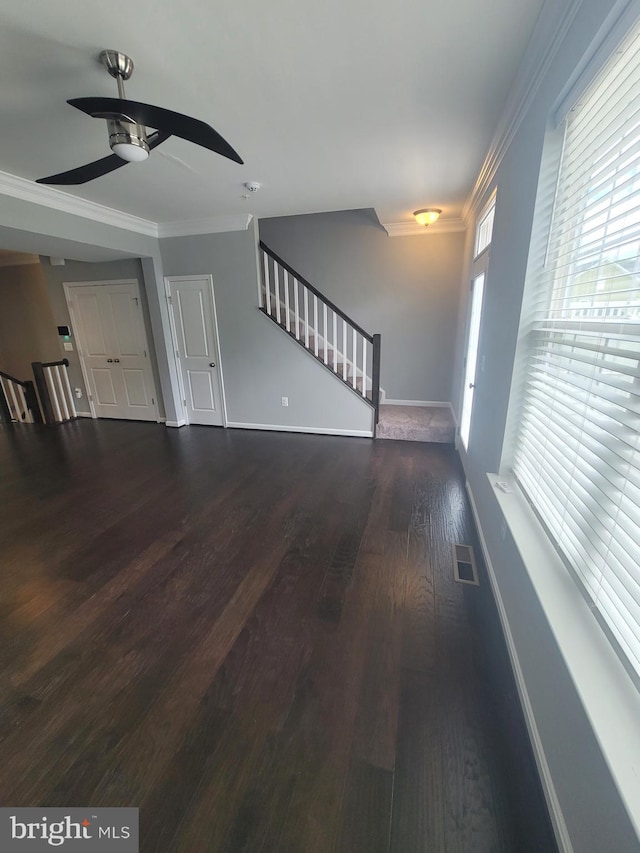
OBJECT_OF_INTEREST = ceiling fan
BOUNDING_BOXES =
[37,50,243,185]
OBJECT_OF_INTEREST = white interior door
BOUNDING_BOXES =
[460,253,488,448]
[167,276,225,427]
[66,280,158,421]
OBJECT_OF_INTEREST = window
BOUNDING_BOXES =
[460,196,496,448]
[512,21,640,681]
[475,197,495,258]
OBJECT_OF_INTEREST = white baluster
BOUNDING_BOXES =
[274,265,281,324]
[46,367,62,423]
[294,279,300,340]
[16,384,29,421]
[283,270,290,332]
[352,330,357,388]
[333,312,338,373]
[362,339,367,397]
[314,295,319,357]
[343,320,347,380]
[323,303,328,365]
[55,366,70,421]
[7,380,21,420]
[304,289,309,348]
[62,363,77,418]
[259,251,266,309]
[265,255,272,315]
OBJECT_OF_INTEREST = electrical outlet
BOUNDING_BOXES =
[281,396,289,407]
[74,388,83,399]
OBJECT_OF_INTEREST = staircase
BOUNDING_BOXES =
[0,370,41,424]
[259,241,381,423]
[0,359,77,425]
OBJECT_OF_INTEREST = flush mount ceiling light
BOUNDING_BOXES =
[413,208,442,226]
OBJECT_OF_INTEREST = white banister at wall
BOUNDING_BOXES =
[46,363,77,423]
[32,359,77,425]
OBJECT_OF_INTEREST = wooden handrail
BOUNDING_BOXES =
[41,358,70,369]
[259,241,374,343]
[0,369,28,386]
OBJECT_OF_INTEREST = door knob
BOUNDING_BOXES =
[107,358,113,363]
[113,358,120,363]
[469,382,475,389]
[209,362,216,367]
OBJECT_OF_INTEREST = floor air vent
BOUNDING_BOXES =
[453,543,479,586]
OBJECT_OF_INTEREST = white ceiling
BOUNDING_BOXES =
[0,0,545,226]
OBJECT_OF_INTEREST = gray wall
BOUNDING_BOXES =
[259,209,465,402]
[0,262,60,379]
[160,221,374,435]
[0,196,374,433]
[455,0,640,849]
[0,199,182,423]
[42,256,165,418]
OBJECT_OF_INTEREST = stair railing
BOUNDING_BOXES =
[0,370,42,424]
[31,359,77,425]
[259,241,381,422]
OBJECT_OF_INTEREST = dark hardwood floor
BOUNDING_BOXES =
[0,420,557,852]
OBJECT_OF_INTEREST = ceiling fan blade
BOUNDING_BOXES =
[69,97,243,164]
[36,131,170,185]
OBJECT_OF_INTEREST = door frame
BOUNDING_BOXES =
[459,248,489,449]
[164,274,228,428]
[457,192,496,452]
[63,278,160,422]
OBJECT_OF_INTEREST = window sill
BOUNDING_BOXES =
[486,472,640,841]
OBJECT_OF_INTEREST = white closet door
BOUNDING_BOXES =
[68,280,158,422]
[168,276,225,427]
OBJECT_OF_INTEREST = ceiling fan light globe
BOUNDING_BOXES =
[107,118,150,162]
[113,142,149,162]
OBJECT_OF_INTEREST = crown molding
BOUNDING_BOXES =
[156,214,253,238]
[0,170,158,237]
[462,0,583,222]
[0,171,256,240]
[0,251,40,267]
[382,217,466,237]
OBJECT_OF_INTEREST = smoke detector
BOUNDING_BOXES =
[244,181,261,192]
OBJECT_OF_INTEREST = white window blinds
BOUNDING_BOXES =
[513,21,640,681]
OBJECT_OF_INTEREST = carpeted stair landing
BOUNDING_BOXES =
[376,405,455,443]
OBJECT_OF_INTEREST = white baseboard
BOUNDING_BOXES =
[76,411,92,418]
[382,398,451,408]
[465,481,574,853]
[165,419,187,428]
[226,421,374,438]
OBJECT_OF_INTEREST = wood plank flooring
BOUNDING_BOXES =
[0,420,557,852]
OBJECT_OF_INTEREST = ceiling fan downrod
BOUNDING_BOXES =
[99,50,150,161]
